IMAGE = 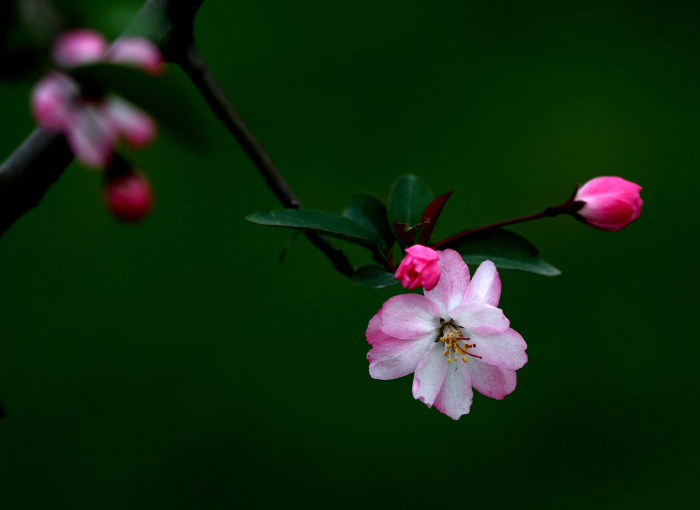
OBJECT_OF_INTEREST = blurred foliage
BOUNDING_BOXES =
[0,0,698,509]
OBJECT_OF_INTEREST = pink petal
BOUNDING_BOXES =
[378,294,440,340]
[102,97,157,149]
[366,315,433,380]
[424,249,470,316]
[450,302,510,336]
[467,359,517,400]
[411,345,449,408]
[108,37,165,75]
[463,260,501,307]
[433,362,473,420]
[576,176,641,198]
[577,195,642,231]
[469,328,528,370]
[31,72,79,130]
[53,29,108,68]
[65,105,116,168]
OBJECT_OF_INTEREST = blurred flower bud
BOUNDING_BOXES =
[31,30,161,169]
[52,29,108,68]
[395,245,441,290]
[108,37,165,76]
[31,71,78,130]
[574,176,643,231]
[102,97,157,149]
[105,169,153,222]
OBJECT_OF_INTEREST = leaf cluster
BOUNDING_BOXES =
[246,175,560,288]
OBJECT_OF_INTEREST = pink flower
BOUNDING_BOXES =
[574,176,643,231]
[367,250,527,420]
[105,170,154,222]
[395,244,441,291]
[30,30,163,168]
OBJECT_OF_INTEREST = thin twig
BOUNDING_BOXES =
[176,44,354,276]
[431,202,581,250]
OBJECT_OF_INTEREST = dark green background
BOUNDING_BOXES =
[1,1,697,508]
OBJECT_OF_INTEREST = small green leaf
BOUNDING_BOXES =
[352,266,399,289]
[71,64,206,146]
[452,229,561,276]
[388,175,433,230]
[342,194,393,251]
[245,209,376,248]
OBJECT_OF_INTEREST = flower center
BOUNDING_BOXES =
[439,320,482,364]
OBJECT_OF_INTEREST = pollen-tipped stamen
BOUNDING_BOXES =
[440,325,479,363]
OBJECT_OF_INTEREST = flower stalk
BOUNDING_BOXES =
[431,189,584,250]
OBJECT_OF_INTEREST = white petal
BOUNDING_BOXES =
[434,362,473,419]
[412,344,448,408]
[463,260,501,306]
[424,249,470,316]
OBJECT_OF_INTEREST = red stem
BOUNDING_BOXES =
[431,203,575,250]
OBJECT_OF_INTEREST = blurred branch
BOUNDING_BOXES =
[0,129,72,236]
[0,0,354,276]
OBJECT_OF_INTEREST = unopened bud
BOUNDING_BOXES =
[395,245,441,290]
[574,176,643,231]
[105,169,153,222]
[53,29,108,68]
[108,37,165,76]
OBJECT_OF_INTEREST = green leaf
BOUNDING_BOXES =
[452,229,561,276]
[352,266,399,289]
[388,175,433,229]
[245,209,376,248]
[342,194,393,251]
[71,64,206,147]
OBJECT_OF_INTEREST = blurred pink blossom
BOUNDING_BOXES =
[105,170,154,222]
[53,29,108,68]
[31,30,163,168]
[108,37,165,75]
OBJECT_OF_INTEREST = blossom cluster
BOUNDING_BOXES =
[32,30,163,168]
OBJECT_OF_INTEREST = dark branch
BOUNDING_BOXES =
[176,44,354,276]
[0,128,72,236]
[0,0,354,276]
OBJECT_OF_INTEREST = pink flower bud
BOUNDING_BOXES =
[105,171,154,222]
[574,176,643,231]
[31,72,79,130]
[395,245,441,291]
[53,29,108,68]
[108,37,165,76]
[102,97,157,149]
